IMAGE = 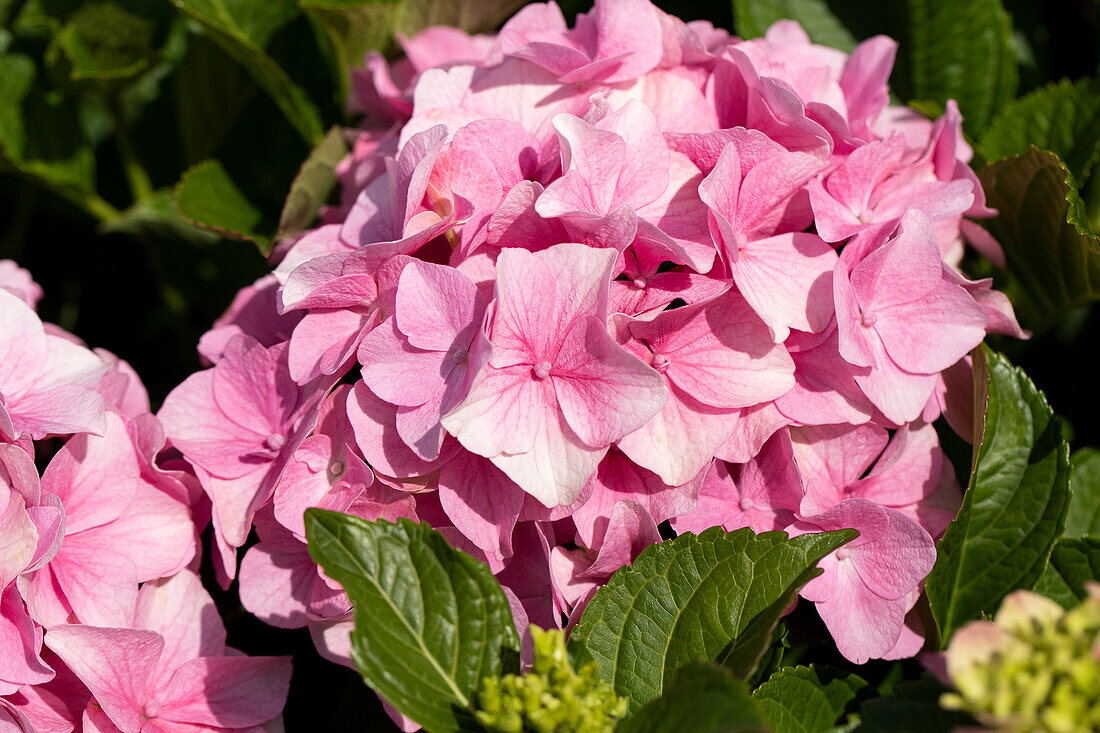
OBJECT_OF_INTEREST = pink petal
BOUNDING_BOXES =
[238,543,314,630]
[733,232,837,340]
[347,381,456,478]
[774,329,874,425]
[395,261,485,352]
[629,291,795,408]
[488,402,608,509]
[812,560,908,664]
[50,537,138,627]
[552,315,667,448]
[616,383,740,486]
[489,243,617,367]
[45,626,163,732]
[134,571,227,692]
[583,500,660,578]
[287,308,375,385]
[359,318,449,407]
[572,449,701,548]
[157,656,291,729]
[437,450,525,562]
[0,586,54,689]
[712,401,791,464]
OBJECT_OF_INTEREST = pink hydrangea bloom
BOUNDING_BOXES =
[152,0,1026,676]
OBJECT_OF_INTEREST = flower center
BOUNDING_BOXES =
[632,277,646,289]
[451,349,468,365]
[532,360,552,380]
[738,496,755,512]
[836,548,851,561]
[143,700,162,720]
[651,353,671,373]
[328,460,345,477]
[264,433,286,452]
[861,310,878,327]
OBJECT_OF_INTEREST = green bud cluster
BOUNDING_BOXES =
[942,584,1100,732]
[473,626,629,733]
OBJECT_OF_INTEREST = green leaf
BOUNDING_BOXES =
[1063,448,1100,539]
[978,148,1100,328]
[172,35,257,163]
[305,511,521,733]
[905,0,1017,135]
[731,0,858,52]
[0,49,105,215]
[925,346,1071,646]
[51,1,155,81]
[169,0,323,145]
[752,665,867,733]
[174,159,270,252]
[571,526,856,711]
[854,676,976,733]
[102,187,219,242]
[617,662,770,733]
[1034,537,1100,609]
[980,78,1100,182]
[277,124,346,238]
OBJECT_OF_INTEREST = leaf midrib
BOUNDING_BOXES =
[321,522,472,708]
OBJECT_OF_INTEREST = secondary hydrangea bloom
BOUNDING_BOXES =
[940,586,1100,732]
[159,3,1026,725]
[0,263,293,732]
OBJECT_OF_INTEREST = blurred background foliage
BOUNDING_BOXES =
[2,0,1100,727]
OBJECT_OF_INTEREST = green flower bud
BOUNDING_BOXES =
[942,584,1100,733]
[473,627,629,733]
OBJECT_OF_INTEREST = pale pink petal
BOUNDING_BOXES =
[0,586,54,690]
[50,537,138,627]
[489,406,607,508]
[712,402,791,464]
[45,626,162,732]
[395,261,485,352]
[134,571,227,692]
[616,384,740,486]
[552,315,667,448]
[733,232,837,340]
[157,656,291,729]
[437,450,525,562]
[572,449,701,548]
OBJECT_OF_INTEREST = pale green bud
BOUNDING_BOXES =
[474,627,629,733]
[942,585,1100,733]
